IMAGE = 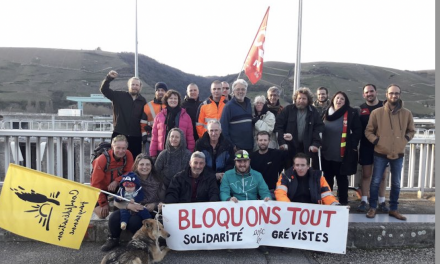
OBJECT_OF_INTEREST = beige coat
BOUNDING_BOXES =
[365,100,415,160]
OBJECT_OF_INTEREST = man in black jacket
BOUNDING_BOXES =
[100,70,146,158]
[162,151,220,204]
[274,87,324,169]
[182,83,201,142]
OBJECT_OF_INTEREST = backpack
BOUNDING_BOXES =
[90,142,127,180]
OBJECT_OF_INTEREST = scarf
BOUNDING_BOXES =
[266,99,282,116]
[325,104,349,157]
[165,106,181,137]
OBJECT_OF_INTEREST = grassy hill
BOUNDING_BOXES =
[0,48,434,117]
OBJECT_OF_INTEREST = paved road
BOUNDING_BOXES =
[0,241,434,264]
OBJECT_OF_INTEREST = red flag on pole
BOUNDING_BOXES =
[243,7,270,84]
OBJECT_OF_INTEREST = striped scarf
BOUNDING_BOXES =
[340,111,348,157]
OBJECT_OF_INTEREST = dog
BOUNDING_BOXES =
[101,218,171,264]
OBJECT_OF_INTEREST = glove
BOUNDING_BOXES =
[142,135,148,144]
[252,116,259,125]
[144,125,152,133]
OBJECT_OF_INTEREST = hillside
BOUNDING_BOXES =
[0,47,434,117]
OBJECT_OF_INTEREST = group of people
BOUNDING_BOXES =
[91,70,415,253]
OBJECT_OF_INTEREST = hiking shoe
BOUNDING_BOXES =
[357,201,368,212]
[258,246,269,255]
[378,202,390,213]
[389,210,407,221]
[366,208,376,218]
[101,237,119,252]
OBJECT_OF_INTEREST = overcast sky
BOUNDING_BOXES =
[1,0,435,76]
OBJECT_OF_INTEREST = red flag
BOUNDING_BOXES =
[244,7,270,84]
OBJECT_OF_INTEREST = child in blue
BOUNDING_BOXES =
[117,172,151,230]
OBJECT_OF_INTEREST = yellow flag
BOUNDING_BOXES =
[0,164,100,249]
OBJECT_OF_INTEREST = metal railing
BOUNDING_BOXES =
[0,119,113,131]
[0,129,435,197]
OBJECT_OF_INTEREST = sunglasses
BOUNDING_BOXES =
[223,87,230,90]
[235,153,249,159]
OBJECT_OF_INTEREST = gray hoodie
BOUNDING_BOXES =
[155,128,192,188]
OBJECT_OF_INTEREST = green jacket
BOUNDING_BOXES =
[220,168,272,201]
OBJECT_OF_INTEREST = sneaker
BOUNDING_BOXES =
[101,237,119,252]
[378,202,390,213]
[357,201,368,212]
[258,246,269,255]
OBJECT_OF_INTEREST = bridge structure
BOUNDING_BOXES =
[66,94,111,113]
[0,119,435,253]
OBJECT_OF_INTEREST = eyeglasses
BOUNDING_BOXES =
[223,87,230,90]
[235,153,249,159]
[388,92,400,96]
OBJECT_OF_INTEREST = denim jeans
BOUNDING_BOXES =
[369,155,403,211]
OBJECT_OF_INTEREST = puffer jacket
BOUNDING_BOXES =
[253,109,278,151]
[220,168,272,201]
[149,108,195,157]
[365,99,415,160]
[275,167,339,205]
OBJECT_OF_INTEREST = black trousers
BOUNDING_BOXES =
[108,209,143,239]
[111,132,142,159]
[322,158,349,204]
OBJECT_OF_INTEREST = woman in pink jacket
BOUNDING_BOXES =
[149,89,195,157]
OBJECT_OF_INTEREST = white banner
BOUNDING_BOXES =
[162,200,348,254]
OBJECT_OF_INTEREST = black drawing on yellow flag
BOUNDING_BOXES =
[10,186,60,231]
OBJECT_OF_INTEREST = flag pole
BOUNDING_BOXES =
[100,190,149,210]
[134,0,139,77]
[293,0,303,93]
[237,6,270,81]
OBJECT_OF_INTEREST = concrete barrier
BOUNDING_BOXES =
[0,214,434,249]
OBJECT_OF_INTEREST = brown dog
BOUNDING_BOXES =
[101,219,170,264]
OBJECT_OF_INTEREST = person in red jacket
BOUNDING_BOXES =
[91,135,134,219]
[275,153,339,205]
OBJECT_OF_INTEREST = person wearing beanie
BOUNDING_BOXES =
[116,172,152,231]
[100,70,146,159]
[140,81,168,155]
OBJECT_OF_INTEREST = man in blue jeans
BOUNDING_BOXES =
[365,84,415,220]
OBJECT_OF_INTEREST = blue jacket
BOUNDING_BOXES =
[220,168,272,201]
[195,132,234,174]
[220,97,253,150]
[117,172,144,203]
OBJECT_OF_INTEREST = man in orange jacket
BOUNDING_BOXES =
[140,82,167,155]
[275,153,339,205]
[91,135,134,219]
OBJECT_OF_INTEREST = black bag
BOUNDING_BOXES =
[90,142,127,179]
